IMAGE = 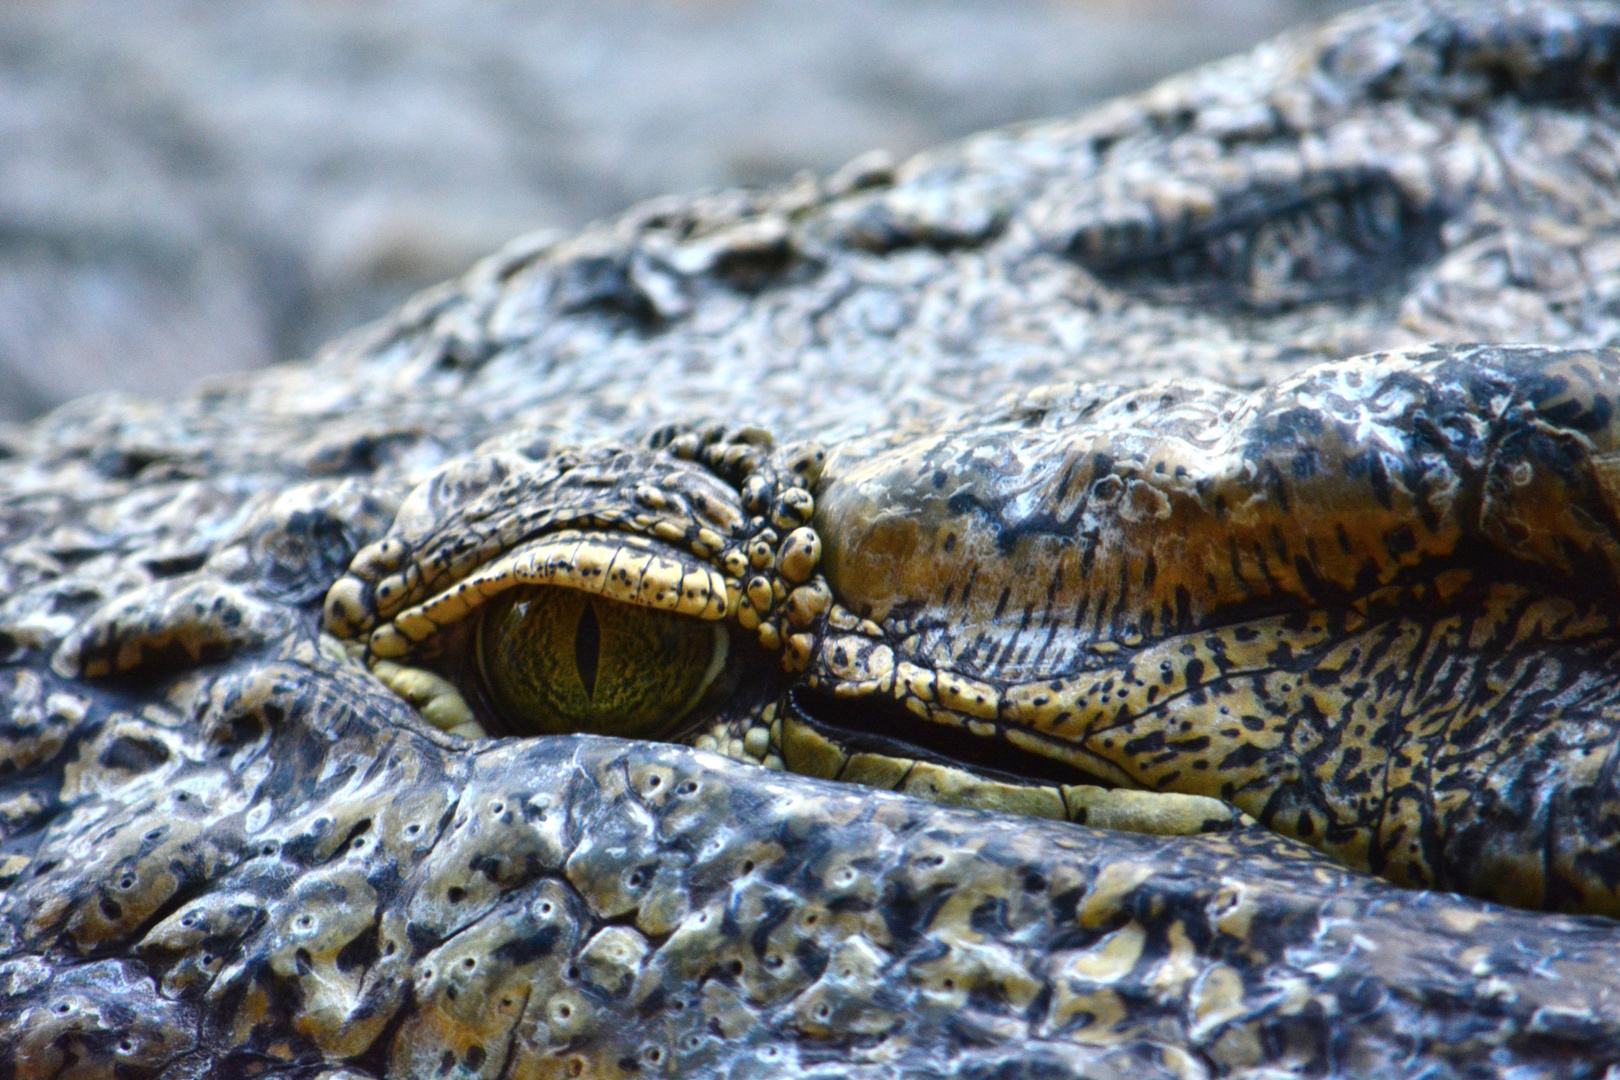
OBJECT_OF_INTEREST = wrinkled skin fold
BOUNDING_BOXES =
[10,2,1620,1078]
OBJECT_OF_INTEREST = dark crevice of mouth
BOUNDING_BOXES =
[788,686,1117,790]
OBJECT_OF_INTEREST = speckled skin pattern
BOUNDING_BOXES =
[8,3,1620,1077]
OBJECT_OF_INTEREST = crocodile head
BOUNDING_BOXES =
[8,3,1620,1078]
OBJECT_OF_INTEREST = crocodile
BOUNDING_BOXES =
[9,2,1620,1076]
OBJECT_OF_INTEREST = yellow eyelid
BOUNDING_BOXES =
[378,529,729,649]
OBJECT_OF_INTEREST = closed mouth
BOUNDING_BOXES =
[786,684,1118,789]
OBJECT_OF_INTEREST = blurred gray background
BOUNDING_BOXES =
[0,0,1352,421]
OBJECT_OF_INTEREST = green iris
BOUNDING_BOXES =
[478,587,726,738]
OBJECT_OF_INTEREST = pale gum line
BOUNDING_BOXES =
[794,719,1235,833]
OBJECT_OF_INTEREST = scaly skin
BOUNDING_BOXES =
[8,3,1620,1077]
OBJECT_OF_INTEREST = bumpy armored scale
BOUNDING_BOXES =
[9,3,1620,1077]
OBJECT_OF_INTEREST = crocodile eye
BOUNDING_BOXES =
[477,587,727,738]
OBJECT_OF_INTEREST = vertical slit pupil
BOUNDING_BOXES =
[574,600,601,698]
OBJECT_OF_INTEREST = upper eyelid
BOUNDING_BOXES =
[321,436,831,678]
[321,446,754,640]
[364,528,731,661]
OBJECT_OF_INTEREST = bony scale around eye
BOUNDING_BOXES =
[477,586,728,738]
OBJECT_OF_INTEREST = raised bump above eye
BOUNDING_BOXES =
[1065,170,1442,310]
